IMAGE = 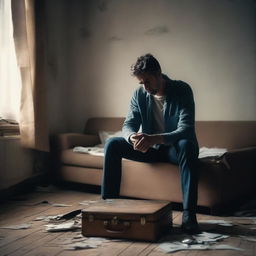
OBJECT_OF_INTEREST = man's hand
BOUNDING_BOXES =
[130,133,164,153]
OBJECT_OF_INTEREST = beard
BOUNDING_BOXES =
[145,88,158,95]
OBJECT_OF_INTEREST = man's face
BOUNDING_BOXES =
[136,72,162,95]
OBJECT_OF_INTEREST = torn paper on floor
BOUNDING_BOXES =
[45,221,81,232]
[64,242,98,250]
[51,203,72,207]
[79,200,99,206]
[0,223,32,229]
[240,236,256,242]
[158,242,244,253]
[158,231,234,253]
[62,236,118,250]
[199,219,233,226]
[193,232,229,243]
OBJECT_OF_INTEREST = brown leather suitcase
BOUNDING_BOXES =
[82,199,172,241]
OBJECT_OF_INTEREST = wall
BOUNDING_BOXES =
[45,0,256,133]
[0,137,34,190]
[45,0,70,134]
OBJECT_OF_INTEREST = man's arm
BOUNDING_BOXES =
[132,133,164,152]
[131,83,195,152]
[162,84,195,145]
[122,89,142,144]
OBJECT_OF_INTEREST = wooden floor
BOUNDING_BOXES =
[0,188,255,256]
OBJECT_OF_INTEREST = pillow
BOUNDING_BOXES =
[98,130,123,145]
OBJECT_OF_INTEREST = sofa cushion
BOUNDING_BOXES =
[61,149,103,169]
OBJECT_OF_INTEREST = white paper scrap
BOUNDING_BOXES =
[199,220,233,226]
[199,147,227,158]
[79,200,99,206]
[63,239,104,250]
[73,146,104,156]
[51,203,72,207]
[158,242,243,253]
[0,223,31,229]
[159,242,208,253]
[240,236,256,242]
[193,232,229,243]
[45,221,80,232]
[64,242,98,250]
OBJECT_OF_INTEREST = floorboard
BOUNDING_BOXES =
[0,188,255,256]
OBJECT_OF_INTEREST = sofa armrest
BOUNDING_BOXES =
[222,146,256,170]
[54,133,100,150]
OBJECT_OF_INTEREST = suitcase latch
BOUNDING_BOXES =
[104,216,119,226]
[111,216,118,225]
[140,217,146,225]
[88,215,94,222]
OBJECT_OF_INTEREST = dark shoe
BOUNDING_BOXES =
[181,211,201,235]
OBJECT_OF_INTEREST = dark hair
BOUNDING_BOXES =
[131,54,161,76]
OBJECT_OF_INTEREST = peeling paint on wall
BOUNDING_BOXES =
[145,26,169,36]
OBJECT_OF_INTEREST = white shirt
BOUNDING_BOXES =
[152,95,166,134]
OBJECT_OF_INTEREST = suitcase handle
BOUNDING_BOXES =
[104,220,131,234]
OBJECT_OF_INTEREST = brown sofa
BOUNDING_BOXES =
[54,118,256,214]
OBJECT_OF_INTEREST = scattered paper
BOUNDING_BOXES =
[45,221,80,232]
[61,236,110,250]
[73,234,84,239]
[158,242,243,253]
[73,146,104,156]
[199,147,227,159]
[240,236,256,242]
[0,223,31,229]
[199,219,233,226]
[51,203,72,207]
[63,242,98,250]
[158,231,234,253]
[79,200,99,206]
[193,232,229,243]
[79,202,90,206]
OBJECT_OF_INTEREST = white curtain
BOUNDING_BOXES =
[0,0,21,122]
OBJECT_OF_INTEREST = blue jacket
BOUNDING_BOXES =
[122,74,198,147]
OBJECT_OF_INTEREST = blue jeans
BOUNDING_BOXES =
[101,137,199,213]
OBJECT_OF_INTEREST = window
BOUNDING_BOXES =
[0,0,22,123]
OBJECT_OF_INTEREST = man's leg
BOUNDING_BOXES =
[101,137,164,199]
[163,139,199,234]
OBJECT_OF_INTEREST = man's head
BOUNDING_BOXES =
[131,54,165,96]
[131,53,161,77]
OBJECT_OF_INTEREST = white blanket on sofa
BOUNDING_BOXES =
[199,147,227,158]
[73,146,104,156]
